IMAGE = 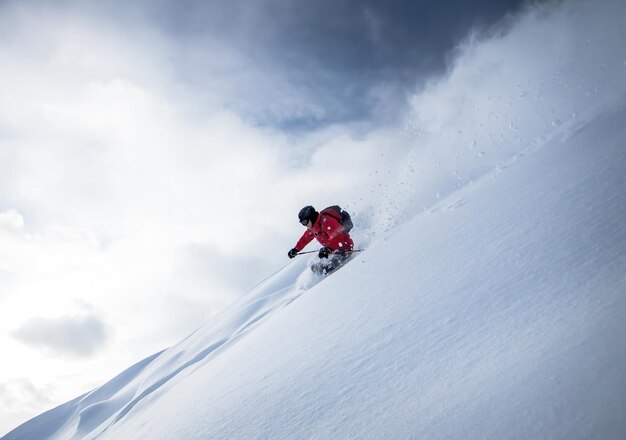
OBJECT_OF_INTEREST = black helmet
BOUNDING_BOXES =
[298,205,318,225]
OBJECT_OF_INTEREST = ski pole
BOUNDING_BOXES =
[294,250,318,255]
[295,249,364,256]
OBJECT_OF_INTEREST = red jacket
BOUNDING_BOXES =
[294,212,354,252]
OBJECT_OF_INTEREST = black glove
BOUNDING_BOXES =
[288,248,299,259]
[318,247,332,259]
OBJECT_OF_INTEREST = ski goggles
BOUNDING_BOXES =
[300,218,310,226]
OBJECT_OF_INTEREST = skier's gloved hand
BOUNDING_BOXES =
[318,247,332,259]
[288,248,299,259]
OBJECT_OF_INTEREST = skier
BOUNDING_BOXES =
[288,205,354,275]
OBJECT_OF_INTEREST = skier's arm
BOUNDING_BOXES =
[294,229,315,251]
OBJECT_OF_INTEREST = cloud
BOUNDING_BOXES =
[173,0,529,127]
[0,379,56,436]
[0,380,53,410]
[0,209,25,231]
[362,0,626,232]
[11,314,108,358]
[0,0,527,129]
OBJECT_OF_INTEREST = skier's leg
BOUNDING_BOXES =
[310,252,351,275]
[324,252,350,273]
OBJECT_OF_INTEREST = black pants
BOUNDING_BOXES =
[312,252,351,275]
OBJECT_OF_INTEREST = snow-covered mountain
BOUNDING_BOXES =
[4,102,626,439]
[5,1,626,438]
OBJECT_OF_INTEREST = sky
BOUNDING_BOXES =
[4,0,626,435]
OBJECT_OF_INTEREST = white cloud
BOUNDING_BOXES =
[0,379,54,419]
[11,314,108,358]
[0,209,25,233]
[0,377,64,436]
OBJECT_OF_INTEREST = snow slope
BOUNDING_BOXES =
[4,100,626,438]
